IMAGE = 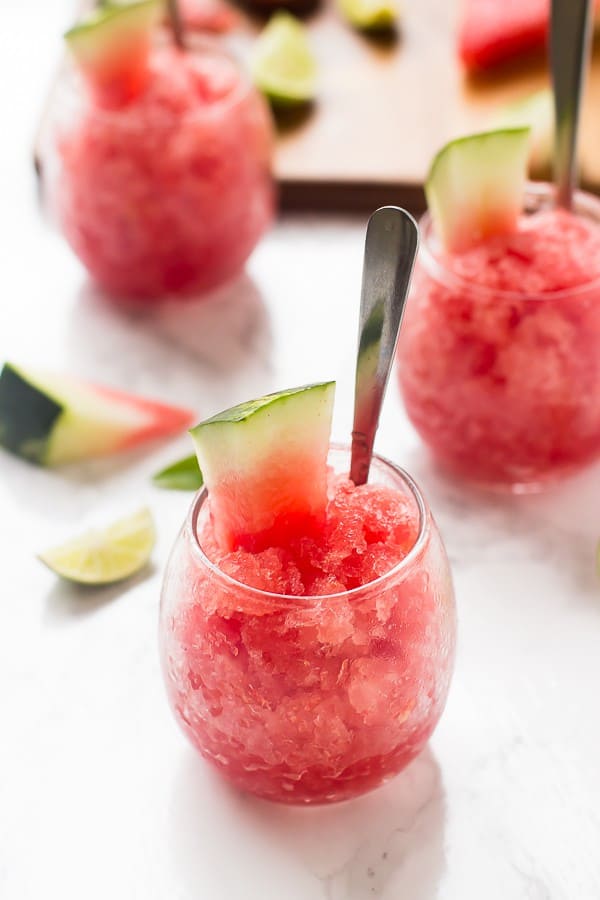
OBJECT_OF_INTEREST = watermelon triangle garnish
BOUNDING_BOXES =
[0,363,195,466]
[190,382,336,552]
[64,1,161,108]
[425,128,530,253]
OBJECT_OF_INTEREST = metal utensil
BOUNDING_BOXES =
[349,206,419,486]
[167,0,186,48]
[550,0,593,209]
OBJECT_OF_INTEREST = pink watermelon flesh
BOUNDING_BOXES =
[80,36,154,109]
[65,3,159,109]
[191,384,335,553]
[89,383,195,453]
[458,0,599,71]
[164,472,449,805]
[0,362,196,466]
[208,444,330,553]
[201,472,421,594]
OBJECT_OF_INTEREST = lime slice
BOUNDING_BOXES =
[38,507,155,585]
[251,12,317,106]
[153,454,204,491]
[337,0,397,31]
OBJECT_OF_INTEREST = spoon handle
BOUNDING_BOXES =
[167,0,186,48]
[350,207,419,487]
[550,0,593,209]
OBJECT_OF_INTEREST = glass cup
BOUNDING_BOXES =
[397,184,600,491]
[39,41,275,303]
[159,444,456,805]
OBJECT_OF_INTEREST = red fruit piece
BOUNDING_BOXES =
[65,1,161,109]
[458,0,599,72]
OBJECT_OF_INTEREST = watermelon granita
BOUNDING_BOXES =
[159,385,456,804]
[43,2,274,302]
[397,130,600,490]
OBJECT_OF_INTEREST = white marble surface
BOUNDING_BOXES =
[2,3,600,898]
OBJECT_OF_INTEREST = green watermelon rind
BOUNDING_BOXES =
[64,0,160,58]
[189,382,336,548]
[191,382,336,475]
[0,362,192,467]
[197,382,335,428]
[0,364,64,465]
[425,127,531,252]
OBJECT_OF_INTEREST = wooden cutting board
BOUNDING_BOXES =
[228,0,600,212]
[42,0,600,213]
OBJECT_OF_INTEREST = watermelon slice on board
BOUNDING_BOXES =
[458,0,599,72]
[0,363,195,466]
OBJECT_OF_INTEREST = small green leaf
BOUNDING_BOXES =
[152,455,203,491]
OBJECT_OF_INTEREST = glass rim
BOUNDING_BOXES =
[186,442,431,606]
[419,181,600,303]
[62,36,254,126]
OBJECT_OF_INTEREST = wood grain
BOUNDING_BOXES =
[39,0,600,212]
[229,0,600,211]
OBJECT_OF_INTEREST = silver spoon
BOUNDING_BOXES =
[550,0,593,209]
[350,206,419,487]
[167,0,186,49]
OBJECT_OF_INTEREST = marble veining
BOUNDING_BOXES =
[1,1,600,897]
[318,754,444,899]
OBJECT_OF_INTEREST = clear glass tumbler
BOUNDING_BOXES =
[40,41,274,303]
[159,445,456,805]
[398,184,600,491]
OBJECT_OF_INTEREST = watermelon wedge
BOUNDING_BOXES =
[425,128,530,253]
[0,363,194,466]
[190,382,335,552]
[458,0,600,72]
[65,0,161,109]
[458,0,548,71]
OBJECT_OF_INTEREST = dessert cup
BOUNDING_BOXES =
[160,444,456,805]
[42,42,274,303]
[398,184,600,491]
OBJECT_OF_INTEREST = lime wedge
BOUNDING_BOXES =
[337,0,397,30]
[251,12,317,106]
[153,454,204,491]
[38,507,155,585]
